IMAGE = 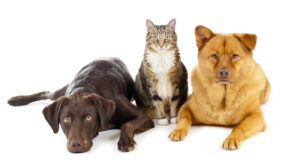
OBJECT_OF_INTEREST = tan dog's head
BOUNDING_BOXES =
[195,26,257,84]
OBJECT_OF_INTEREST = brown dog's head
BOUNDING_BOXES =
[42,93,115,153]
[195,25,257,84]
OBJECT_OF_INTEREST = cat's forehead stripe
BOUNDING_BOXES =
[157,25,166,33]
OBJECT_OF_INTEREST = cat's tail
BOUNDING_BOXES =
[8,91,51,106]
[165,99,171,121]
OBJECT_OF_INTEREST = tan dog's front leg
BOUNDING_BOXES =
[169,103,192,141]
[222,109,266,150]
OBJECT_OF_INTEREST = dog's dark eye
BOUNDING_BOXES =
[232,54,239,59]
[211,54,218,59]
[64,117,71,124]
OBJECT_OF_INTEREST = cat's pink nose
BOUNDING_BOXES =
[158,45,165,49]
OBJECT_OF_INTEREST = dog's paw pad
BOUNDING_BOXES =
[222,137,241,150]
[168,129,187,141]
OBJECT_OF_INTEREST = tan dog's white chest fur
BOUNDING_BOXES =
[146,50,175,99]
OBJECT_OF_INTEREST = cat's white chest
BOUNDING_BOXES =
[146,50,176,99]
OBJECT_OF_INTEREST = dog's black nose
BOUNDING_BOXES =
[219,69,229,77]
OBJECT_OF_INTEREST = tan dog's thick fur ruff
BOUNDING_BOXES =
[169,25,270,150]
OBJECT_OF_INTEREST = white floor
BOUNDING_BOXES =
[1,0,300,167]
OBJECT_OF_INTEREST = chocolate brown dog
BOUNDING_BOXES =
[8,57,154,153]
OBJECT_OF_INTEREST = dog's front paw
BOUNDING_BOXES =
[118,135,136,152]
[222,136,241,150]
[169,128,187,141]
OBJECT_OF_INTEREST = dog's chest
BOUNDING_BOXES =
[146,50,176,99]
[193,85,246,125]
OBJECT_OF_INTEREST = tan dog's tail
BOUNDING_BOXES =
[260,79,270,105]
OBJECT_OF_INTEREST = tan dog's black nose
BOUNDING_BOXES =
[219,69,229,78]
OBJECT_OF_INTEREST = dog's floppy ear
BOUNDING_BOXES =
[233,33,257,51]
[42,97,68,133]
[195,25,215,49]
[85,93,116,130]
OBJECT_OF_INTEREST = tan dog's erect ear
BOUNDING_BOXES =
[233,33,257,51]
[86,93,116,131]
[195,25,215,49]
[43,97,68,133]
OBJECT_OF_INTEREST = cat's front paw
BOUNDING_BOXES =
[170,117,177,124]
[157,118,169,125]
[169,128,187,141]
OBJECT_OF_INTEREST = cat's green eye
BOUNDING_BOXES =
[165,36,170,40]
[153,36,158,40]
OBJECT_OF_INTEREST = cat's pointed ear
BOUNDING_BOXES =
[167,18,176,31]
[146,19,155,32]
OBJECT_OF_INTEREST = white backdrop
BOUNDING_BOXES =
[1,0,299,166]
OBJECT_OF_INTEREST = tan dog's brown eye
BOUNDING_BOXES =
[232,54,239,59]
[64,117,71,124]
[86,116,92,121]
[211,54,218,59]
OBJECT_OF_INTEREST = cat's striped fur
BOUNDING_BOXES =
[134,19,188,125]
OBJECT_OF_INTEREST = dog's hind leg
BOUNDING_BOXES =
[8,84,68,106]
[116,95,154,152]
[260,79,270,105]
[47,84,69,100]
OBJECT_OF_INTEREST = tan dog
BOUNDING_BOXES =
[169,25,270,150]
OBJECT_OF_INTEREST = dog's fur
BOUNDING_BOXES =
[169,26,270,150]
[8,57,154,153]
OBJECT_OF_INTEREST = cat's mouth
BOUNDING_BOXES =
[155,45,168,51]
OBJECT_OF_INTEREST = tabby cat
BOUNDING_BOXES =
[134,19,188,125]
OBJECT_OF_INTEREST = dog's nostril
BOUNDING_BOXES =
[72,143,81,148]
[219,69,229,77]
